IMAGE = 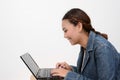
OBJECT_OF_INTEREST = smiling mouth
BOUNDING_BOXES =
[67,39,71,42]
[68,38,72,42]
[67,37,71,40]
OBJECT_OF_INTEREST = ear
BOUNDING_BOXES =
[77,22,83,32]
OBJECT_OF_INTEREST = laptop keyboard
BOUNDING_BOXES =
[38,68,51,78]
[37,68,64,80]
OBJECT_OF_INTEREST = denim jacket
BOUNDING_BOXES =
[64,31,120,80]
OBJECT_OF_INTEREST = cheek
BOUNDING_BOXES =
[72,32,80,41]
[69,32,75,38]
[71,30,78,37]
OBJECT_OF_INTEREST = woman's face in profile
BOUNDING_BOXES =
[62,19,82,45]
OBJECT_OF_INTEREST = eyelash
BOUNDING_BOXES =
[64,30,67,33]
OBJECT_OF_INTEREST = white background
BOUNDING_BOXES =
[0,0,120,80]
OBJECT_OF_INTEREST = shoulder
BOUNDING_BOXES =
[87,31,118,55]
[92,34,119,60]
[87,31,112,51]
[94,34,116,52]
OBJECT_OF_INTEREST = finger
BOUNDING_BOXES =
[51,69,58,74]
[59,62,67,69]
[56,62,61,68]
[56,62,65,68]
[51,72,60,77]
[51,69,60,76]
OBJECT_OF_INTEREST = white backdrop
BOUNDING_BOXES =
[0,0,120,80]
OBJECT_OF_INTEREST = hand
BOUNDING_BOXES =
[56,62,72,71]
[51,68,70,77]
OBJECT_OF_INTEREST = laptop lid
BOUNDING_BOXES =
[20,53,40,78]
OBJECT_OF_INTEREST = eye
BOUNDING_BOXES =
[62,27,68,33]
[64,29,67,33]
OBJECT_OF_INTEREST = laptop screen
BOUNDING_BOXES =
[20,53,40,77]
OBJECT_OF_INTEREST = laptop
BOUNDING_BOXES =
[20,53,63,80]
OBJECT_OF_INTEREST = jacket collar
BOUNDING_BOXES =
[86,31,96,52]
[80,31,96,72]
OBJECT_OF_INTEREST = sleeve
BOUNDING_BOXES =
[64,45,117,80]
[70,65,77,72]
[95,45,116,80]
[64,66,94,80]
[64,71,93,80]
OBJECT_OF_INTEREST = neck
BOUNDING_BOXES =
[79,32,89,49]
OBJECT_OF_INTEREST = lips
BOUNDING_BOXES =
[67,37,71,40]
[68,38,73,43]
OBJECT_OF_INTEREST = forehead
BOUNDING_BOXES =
[62,19,70,26]
[62,19,73,29]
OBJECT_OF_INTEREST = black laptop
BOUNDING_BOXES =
[20,53,63,80]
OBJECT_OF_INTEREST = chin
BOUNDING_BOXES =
[69,40,77,45]
[70,42,77,45]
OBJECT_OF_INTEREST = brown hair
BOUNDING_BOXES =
[62,8,108,40]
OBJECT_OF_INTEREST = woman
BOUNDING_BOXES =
[51,8,120,80]
[30,8,120,80]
